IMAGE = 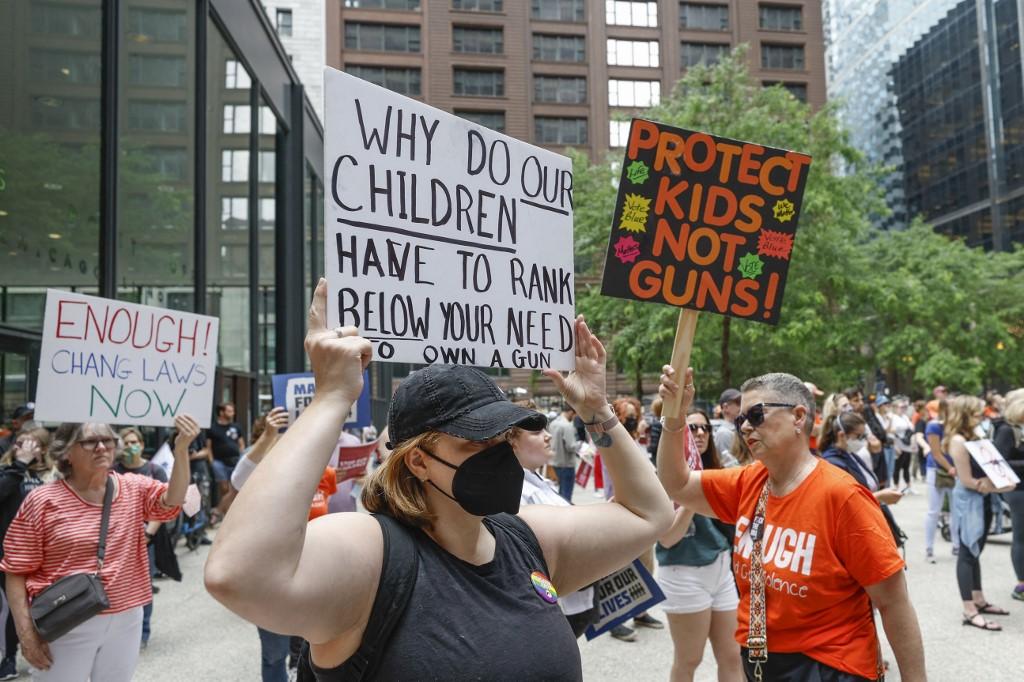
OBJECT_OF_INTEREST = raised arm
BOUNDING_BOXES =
[205,279,379,643]
[519,316,674,594]
[162,414,197,507]
[655,365,716,517]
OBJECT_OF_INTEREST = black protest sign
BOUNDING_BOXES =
[600,119,811,324]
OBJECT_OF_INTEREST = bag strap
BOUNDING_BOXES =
[746,481,770,681]
[96,477,114,573]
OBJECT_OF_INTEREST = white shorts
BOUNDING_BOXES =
[657,552,739,614]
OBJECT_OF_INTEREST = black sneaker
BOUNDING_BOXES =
[633,613,664,629]
[610,624,636,642]
[0,656,18,680]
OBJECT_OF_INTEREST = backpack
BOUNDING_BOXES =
[298,513,420,681]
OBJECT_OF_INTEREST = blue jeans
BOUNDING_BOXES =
[883,446,895,487]
[257,627,291,682]
[142,603,152,644]
[554,466,575,502]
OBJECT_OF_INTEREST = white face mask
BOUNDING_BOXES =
[846,437,867,453]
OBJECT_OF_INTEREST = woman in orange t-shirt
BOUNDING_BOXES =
[656,366,926,682]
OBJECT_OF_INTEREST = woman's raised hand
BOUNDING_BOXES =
[174,414,201,451]
[261,407,289,441]
[542,315,608,420]
[658,365,696,415]
[305,278,373,405]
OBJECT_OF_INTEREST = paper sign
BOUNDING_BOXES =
[964,439,1021,490]
[336,439,379,482]
[600,120,812,324]
[270,371,371,428]
[34,290,219,427]
[584,559,666,640]
[151,442,174,478]
[324,67,576,370]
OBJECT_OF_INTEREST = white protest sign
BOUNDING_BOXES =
[34,290,219,428]
[285,375,317,424]
[964,439,1021,491]
[324,67,576,370]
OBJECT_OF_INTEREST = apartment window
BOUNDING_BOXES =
[609,120,631,147]
[147,147,188,180]
[345,0,421,8]
[346,65,422,95]
[453,26,503,54]
[456,110,506,132]
[606,1,658,27]
[30,49,101,84]
[453,68,504,96]
[223,104,249,134]
[221,197,248,231]
[535,117,587,145]
[345,22,421,52]
[225,60,252,89]
[128,54,186,87]
[276,9,293,36]
[680,41,729,67]
[532,0,585,22]
[452,0,502,10]
[606,39,659,67]
[759,5,802,31]
[679,3,728,31]
[31,3,101,38]
[761,43,804,70]
[534,76,587,104]
[222,149,249,182]
[608,79,660,107]
[765,80,807,101]
[534,34,585,62]
[31,97,101,130]
[126,100,185,132]
[125,8,187,42]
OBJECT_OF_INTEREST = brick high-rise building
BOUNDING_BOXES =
[326,0,826,158]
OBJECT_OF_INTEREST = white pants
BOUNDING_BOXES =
[925,468,958,554]
[32,607,142,682]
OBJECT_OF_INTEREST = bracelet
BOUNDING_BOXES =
[660,416,687,433]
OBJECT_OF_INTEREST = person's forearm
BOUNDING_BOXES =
[657,420,691,501]
[247,432,280,466]
[879,599,926,682]
[163,444,191,506]
[6,574,34,640]
[146,520,162,535]
[207,394,353,589]
[658,506,697,547]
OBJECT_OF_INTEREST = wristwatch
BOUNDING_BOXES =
[585,414,619,448]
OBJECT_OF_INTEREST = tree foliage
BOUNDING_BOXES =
[572,50,1024,398]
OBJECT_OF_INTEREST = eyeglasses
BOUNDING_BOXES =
[688,423,711,434]
[734,403,796,431]
[78,438,115,451]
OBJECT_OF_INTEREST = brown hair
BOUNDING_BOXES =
[818,411,866,452]
[613,397,642,438]
[362,431,441,528]
[50,423,116,476]
[651,397,664,419]
[118,427,143,444]
[687,409,722,470]
[1,427,55,475]
[943,395,984,450]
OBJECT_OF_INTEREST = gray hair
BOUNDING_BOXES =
[50,422,117,475]
[739,373,815,434]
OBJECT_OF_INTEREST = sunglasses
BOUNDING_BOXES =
[687,423,711,434]
[734,403,796,431]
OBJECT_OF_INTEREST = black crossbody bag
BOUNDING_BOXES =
[30,478,113,642]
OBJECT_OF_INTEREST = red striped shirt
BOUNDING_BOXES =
[1,472,180,613]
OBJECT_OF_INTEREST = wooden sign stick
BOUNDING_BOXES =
[662,309,700,420]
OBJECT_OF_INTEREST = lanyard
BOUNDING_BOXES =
[746,481,770,681]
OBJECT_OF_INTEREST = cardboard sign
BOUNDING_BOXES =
[336,439,379,483]
[271,371,371,428]
[584,559,666,640]
[34,290,219,427]
[964,439,1021,490]
[324,67,576,370]
[600,119,812,324]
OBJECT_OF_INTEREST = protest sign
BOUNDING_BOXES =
[34,290,219,428]
[336,439,379,483]
[964,439,1021,491]
[271,371,372,428]
[324,67,576,371]
[599,120,812,416]
[584,559,666,640]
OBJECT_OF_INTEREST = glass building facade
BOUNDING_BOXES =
[0,0,326,431]
[824,0,1024,249]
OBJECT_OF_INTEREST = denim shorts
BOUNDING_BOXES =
[211,459,235,482]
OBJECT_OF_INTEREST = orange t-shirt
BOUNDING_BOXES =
[701,460,904,679]
[308,467,339,521]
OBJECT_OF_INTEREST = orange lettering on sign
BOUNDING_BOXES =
[627,120,660,159]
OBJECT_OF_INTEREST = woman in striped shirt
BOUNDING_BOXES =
[1,417,195,682]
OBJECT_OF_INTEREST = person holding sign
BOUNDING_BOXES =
[944,396,1012,631]
[205,280,673,680]
[657,366,925,682]
[1,416,196,681]
[992,391,1024,601]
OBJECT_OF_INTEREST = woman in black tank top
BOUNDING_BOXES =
[206,282,675,680]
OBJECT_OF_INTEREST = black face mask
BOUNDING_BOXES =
[623,417,639,433]
[422,440,524,516]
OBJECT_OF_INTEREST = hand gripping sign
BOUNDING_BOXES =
[601,120,812,417]
[323,67,576,371]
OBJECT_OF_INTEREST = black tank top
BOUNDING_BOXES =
[311,513,582,681]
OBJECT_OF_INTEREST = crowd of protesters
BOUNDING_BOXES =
[0,284,1021,681]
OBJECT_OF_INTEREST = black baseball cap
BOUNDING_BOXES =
[386,365,547,448]
[12,403,34,420]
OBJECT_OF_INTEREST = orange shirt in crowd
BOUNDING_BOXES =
[308,467,339,521]
[701,461,904,679]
